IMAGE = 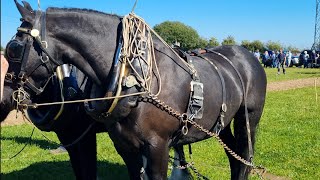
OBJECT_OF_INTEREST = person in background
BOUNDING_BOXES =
[277,49,286,75]
[275,51,280,68]
[262,51,270,67]
[286,51,292,67]
[254,49,260,62]
[303,51,310,68]
[271,51,277,68]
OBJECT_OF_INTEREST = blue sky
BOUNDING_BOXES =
[1,0,316,49]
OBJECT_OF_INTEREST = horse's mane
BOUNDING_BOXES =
[47,7,121,18]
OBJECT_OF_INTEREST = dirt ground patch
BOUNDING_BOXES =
[267,77,319,92]
[1,77,319,126]
[1,111,30,127]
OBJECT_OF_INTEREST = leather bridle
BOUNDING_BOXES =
[5,10,61,97]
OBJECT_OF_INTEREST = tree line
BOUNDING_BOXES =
[153,21,301,53]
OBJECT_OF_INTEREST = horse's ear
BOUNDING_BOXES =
[14,0,35,24]
[22,1,34,12]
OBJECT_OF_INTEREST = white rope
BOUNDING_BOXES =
[131,0,138,13]
[122,13,161,96]
[21,91,147,108]
[37,0,41,10]
[128,13,197,74]
[121,13,197,97]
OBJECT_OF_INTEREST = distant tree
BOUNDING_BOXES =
[198,37,209,49]
[0,45,3,51]
[265,41,282,51]
[153,21,204,50]
[207,37,219,47]
[251,40,265,52]
[286,45,300,53]
[241,40,254,52]
[221,35,236,45]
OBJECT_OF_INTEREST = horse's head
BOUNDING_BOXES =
[1,1,60,121]
[1,0,121,122]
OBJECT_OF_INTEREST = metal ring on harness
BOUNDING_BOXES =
[181,113,189,135]
[181,113,188,123]
[182,125,189,135]
[5,73,15,81]
[221,103,227,112]
[12,88,27,103]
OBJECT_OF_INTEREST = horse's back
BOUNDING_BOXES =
[209,45,267,111]
[209,45,267,92]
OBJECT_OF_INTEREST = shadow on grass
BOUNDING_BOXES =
[1,136,59,150]
[1,160,129,180]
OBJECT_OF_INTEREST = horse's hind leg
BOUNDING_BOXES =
[231,107,262,180]
[219,123,239,179]
[169,145,193,180]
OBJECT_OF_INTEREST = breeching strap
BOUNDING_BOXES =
[205,49,254,162]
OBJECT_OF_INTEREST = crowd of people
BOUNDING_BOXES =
[253,49,320,74]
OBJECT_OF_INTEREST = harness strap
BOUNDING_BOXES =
[16,11,55,95]
[19,39,32,76]
[205,48,254,162]
[41,12,47,47]
[175,49,204,120]
[38,11,54,74]
[191,50,227,134]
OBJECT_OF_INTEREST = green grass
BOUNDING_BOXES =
[1,87,320,180]
[254,87,320,180]
[263,67,320,82]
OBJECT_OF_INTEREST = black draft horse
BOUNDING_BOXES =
[1,1,267,180]
[0,2,106,180]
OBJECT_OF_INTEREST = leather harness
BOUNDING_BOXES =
[188,48,254,161]
[6,10,254,162]
[174,48,226,135]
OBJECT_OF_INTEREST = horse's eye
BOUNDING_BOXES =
[5,40,26,62]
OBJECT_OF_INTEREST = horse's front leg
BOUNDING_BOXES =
[143,136,170,180]
[55,113,98,180]
[110,130,169,180]
[108,123,145,180]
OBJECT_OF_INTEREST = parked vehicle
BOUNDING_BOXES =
[289,55,300,67]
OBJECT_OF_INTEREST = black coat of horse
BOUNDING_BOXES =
[1,1,267,180]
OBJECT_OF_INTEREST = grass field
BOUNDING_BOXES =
[263,67,320,82]
[1,68,320,179]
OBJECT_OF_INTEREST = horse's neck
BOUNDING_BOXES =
[46,9,121,86]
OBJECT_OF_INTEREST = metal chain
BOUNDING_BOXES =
[168,156,194,170]
[189,165,210,180]
[137,94,182,119]
[168,156,209,180]
[139,94,266,178]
